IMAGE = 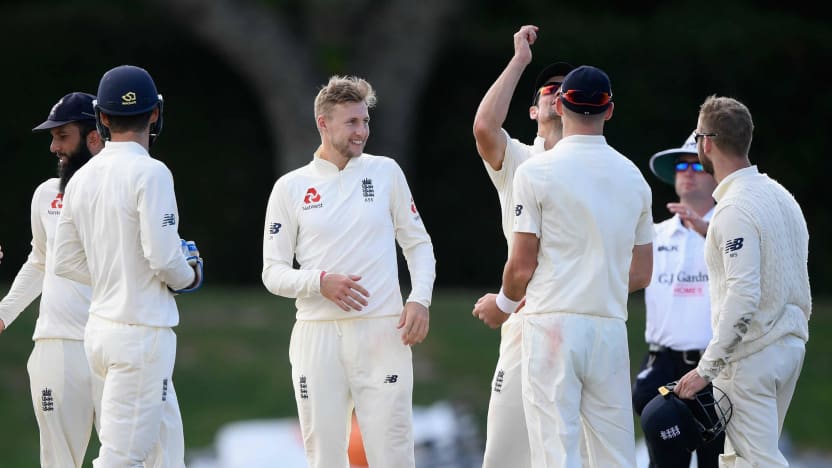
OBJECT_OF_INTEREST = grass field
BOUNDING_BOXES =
[0,286,829,466]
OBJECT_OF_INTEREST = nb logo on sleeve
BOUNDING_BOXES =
[161,213,176,227]
[724,237,744,257]
[515,205,523,216]
[269,222,282,235]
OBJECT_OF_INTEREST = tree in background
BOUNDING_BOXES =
[153,0,460,174]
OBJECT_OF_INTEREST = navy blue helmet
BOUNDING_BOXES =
[640,382,732,454]
[93,65,164,144]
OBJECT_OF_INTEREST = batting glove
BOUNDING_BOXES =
[172,239,204,294]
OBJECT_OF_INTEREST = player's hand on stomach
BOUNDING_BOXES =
[321,273,370,312]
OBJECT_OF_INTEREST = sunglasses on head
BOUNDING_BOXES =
[675,161,704,173]
[558,89,613,107]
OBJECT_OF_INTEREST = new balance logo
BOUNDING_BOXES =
[658,245,678,252]
[724,237,744,257]
[41,388,54,412]
[162,213,176,227]
[299,375,309,399]
[162,378,168,402]
[660,425,682,440]
[383,375,399,384]
[515,205,523,216]
[269,222,282,235]
[362,178,374,200]
[493,370,505,393]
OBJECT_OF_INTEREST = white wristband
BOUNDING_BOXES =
[495,287,520,314]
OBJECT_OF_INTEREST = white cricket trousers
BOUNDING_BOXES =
[84,314,185,468]
[522,312,636,468]
[289,316,415,468]
[27,339,95,468]
[482,314,531,468]
[714,334,805,468]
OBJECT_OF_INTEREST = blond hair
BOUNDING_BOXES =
[314,75,377,120]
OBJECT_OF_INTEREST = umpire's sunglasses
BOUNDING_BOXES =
[675,161,705,173]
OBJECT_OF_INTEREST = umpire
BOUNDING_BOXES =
[633,132,723,467]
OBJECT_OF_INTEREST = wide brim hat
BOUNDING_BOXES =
[649,131,698,185]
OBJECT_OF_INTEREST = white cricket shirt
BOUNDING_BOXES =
[483,130,543,249]
[512,135,654,320]
[644,209,714,350]
[53,141,195,327]
[262,153,436,321]
[0,178,91,340]
[697,166,811,380]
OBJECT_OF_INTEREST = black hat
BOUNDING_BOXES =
[532,62,575,105]
[649,131,699,185]
[559,65,613,115]
[32,92,96,132]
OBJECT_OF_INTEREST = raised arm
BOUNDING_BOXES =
[473,25,538,170]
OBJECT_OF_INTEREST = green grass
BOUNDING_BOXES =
[0,286,829,466]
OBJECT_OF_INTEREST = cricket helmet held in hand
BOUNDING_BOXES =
[640,382,733,453]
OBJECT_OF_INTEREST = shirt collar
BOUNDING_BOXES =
[557,134,608,146]
[532,136,546,153]
[103,140,149,156]
[712,165,758,202]
[310,146,361,175]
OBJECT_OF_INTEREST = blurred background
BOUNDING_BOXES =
[0,0,830,466]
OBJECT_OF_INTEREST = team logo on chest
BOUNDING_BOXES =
[302,187,323,210]
[362,178,374,202]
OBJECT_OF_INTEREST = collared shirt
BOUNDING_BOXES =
[512,134,654,320]
[53,141,194,328]
[262,153,436,321]
[644,208,714,350]
[697,165,811,380]
[0,178,91,340]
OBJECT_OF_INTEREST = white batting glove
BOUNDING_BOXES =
[173,239,203,293]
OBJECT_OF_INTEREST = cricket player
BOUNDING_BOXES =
[675,96,811,468]
[53,65,203,467]
[262,75,436,468]
[471,24,574,467]
[474,65,654,467]
[0,92,102,468]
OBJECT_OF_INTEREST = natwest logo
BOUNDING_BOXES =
[302,187,323,210]
[51,193,63,209]
[304,187,321,204]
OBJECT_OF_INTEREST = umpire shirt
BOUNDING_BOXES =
[644,209,714,351]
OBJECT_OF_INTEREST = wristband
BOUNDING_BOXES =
[320,271,327,281]
[495,287,520,314]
